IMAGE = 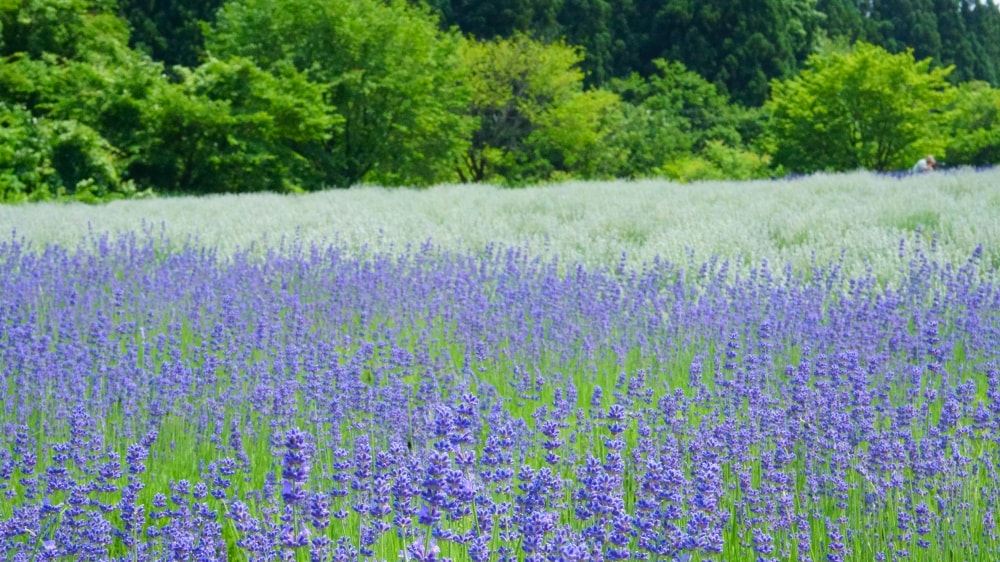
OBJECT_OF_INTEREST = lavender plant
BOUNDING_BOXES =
[0,229,998,561]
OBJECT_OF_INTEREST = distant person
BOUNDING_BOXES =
[912,154,937,173]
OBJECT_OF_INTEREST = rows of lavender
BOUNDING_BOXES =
[1,232,999,561]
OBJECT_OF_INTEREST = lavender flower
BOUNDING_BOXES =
[280,427,311,507]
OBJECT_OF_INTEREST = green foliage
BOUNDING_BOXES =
[116,0,226,67]
[870,0,943,64]
[0,0,335,197]
[0,0,141,114]
[524,87,623,182]
[422,0,560,40]
[644,0,823,106]
[965,1,1000,86]
[20,52,164,151]
[765,42,956,172]
[0,0,157,201]
[552,0,640,87]
[0,103,132,203]
[0,0,126,60]
[127,58,337,194]
[817,0,1000,88]
[816,0,870,42]
[3,0,997,198]
[0,1,147,203]
[931,0,977,83]
[600,100,691,180]
[45,118,122,199]
[423,0,1000,103]
[642,60,757,146]
[209,0,473,188]
[945,80,1000,166]
[659,141,773,183]
[605,59,766,178]
[458,33,622,185]
[0,103,56,201]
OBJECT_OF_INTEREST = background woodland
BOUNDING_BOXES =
[2,0,999,201]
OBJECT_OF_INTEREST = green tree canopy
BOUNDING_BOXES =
[0,0,149,200]
[815,0,871,42]
[642,0,823,106]
[458,33,622,185]
[0,102,126,202]
[945,80,1000,166]
[208,0,474,188]
[555,0,615,85]
[117,0,226,67]
[964,0,1000,86]
[605,59,767,179]
[765,42,956,172]
[422,0,561,40]
[0,0,337,197]
[420,0,1000,103]
[0,0,127,60]
[128,58,336,194]
[870,0,942,63]
[931,0,976,83]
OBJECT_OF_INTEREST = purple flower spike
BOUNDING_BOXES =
[281,427,311,507]
[407,537,441,562]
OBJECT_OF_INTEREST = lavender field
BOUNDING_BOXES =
[2,173,1000,561]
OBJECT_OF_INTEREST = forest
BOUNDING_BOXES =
[1,0,999,202]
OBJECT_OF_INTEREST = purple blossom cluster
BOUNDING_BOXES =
[0,231,999,561]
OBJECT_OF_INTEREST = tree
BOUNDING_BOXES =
[816,0,870,42]
[964,0,1000,86]
[605,59,766,178]
[945,81,1000,166]
[603,78,695,179]
[765,42,956,172]
[931,0,976,83]
[209,0,474,188]
[0,104,55,202]
[117,0,226,67]
[556,0,615,85]
[1,1,338,196]
[0,0,146,200]
[0,103,128,203]
[870,0,942,62]
[127,58,336,194]
[641,0,823,106]
[659,140,772,183]
[421,0,562,40]
[458,34,622,185]
[0,0,127,61]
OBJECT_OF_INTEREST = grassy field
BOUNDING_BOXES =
[1,171,999,561]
